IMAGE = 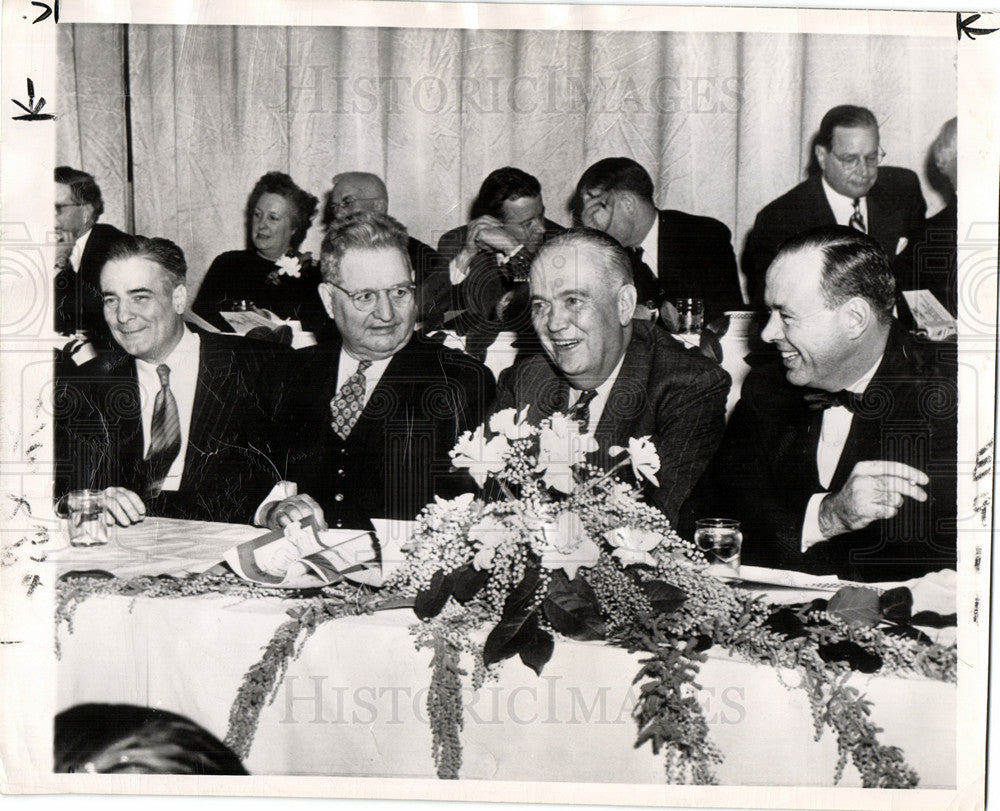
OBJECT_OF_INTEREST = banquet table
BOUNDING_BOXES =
[53,518,956,787]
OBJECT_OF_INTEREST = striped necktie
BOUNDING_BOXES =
[849,198,867,233]
[145,364,181,497]
[330,360,372,440]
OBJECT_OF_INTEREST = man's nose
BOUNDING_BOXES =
[372,291,394,321]
[546,304,568,333]
[760,310,781,344]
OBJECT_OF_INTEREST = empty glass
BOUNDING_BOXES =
[675,298,704,335]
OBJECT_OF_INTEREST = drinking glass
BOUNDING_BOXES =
[675,298,704,335]
[694,518,742,578]
[57,489,109,547]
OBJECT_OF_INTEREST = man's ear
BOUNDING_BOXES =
[617,283,638,325]
[374,199,389,214]
[318,282,337,320]
[172,283,188,315]
[840,296,872,339]
[814,144,829,175]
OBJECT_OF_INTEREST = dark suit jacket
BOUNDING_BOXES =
[701,322,956,582]
[55,329,289,523]
[494,320,731,526]
[893,194,957,317]
[55,222,130,343]
[742,168,927,306]
[633,210,743,324]
[276,333,496,529]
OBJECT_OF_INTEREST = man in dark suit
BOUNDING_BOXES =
[261,212,495,531]
[573,157,743,324]
[55,236,288,524]
[704,226,956,582]
[54,166,130,344]
[742,105,927,306]
[494,228,730,527]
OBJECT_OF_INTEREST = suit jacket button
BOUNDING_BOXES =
[335,520,343,528]
[337,469,345,475]
[334,493,344,502]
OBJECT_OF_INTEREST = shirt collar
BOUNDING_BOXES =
[821,175,867,225]
[70,227,93,272]
[845,353,883,395]
[134,325,199,372]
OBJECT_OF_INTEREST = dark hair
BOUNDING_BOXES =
[55,704,248,775]
[470,167,542,220]
[104,235,187,286]
[775,225,895,322]
[815,105,879,150]
[320,211,411,284]
[570,157,654,223]
[246,171,319,250]
[55,166,105,218]
[532,227,634,289]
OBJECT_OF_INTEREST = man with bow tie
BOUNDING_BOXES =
[703,225,956,582]
[260,212,495,531]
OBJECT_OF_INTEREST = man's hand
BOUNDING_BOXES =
[262,494,328,532]
[101,487,147,526]
[452,216,522,285]
[818,461,929,539]
[579,190,614,232]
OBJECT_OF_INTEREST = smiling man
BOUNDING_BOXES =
[55,235,289,523]
[261,212,495,531]
[493,228,730,526]
[704,226,957,581]
[742,105,926,305]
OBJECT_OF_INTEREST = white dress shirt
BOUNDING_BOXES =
[638,213,660,279]
[335,350,394,408]
[134,329,201,491]
[69,227,93,272]
[800,355,883,551]
[821,176,869,231]
[567,353,627,436]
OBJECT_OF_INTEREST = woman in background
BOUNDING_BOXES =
[194,171,323,332]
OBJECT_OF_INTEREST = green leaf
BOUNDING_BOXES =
[910,610,958,628]
[450,563,490,603]
[483,568,541,667]
[640,580,687,616]
[517,620,555,676]
[878,587,913,623]
[542,572,607,641]
[414,569,451,620]
[826,587,881,627]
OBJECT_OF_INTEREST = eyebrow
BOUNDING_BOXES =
[531,287,588,301]
[104,286,157,297]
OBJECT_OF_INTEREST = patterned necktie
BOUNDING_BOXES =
[568,389,597,430]
[145,364,182,497]
[849,198,867,233]
[330,359,372,440]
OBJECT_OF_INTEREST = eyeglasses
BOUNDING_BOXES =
[330,196,382,212]
[828,148,886,172]
[328,281,415,312]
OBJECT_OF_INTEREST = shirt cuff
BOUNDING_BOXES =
[449,257,469,286]
[253,480,298,526]
[801,493,828,554]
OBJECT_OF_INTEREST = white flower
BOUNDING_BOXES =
[489,406,534,440]
[275,253,302,278]
[535,413,599,493]
[468,514,512,570]
[532,510,600,579]
[610,436,661,487]
[450,425,510,487]
[604,526,663,567]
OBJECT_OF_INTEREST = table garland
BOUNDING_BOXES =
[53,411,957,786]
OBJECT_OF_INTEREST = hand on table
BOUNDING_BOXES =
[819,461,929,538]
[263,494,328,532]
[101,487,147,526]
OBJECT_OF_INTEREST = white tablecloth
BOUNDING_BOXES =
[54,519,956,787]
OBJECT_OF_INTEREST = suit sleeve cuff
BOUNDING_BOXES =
[801,493,828,553]
[253,480,297,526]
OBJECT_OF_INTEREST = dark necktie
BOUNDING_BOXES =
[568,389,597,430]
[145,364,182,497]
[849,198,867,233]
[803,389,863,414]
[330,359,372,440]
[626,247,660,307]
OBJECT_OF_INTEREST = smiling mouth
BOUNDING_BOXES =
[550,337,582,350]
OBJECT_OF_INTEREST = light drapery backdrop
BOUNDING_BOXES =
[57,24,956,301]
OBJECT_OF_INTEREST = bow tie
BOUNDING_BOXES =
[803,389,864,413]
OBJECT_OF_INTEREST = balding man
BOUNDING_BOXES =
[494,228,730,526]
[705,226,956,582]
[742,105,926,306]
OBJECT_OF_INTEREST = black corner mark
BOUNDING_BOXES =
[31,0,59,24]
[11,77,55,121]
[957,12,999,40]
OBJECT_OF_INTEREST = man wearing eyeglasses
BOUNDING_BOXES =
[260,211,495,531]
[54,166,129,345]
[742,105,926,306]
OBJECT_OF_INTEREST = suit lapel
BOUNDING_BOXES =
[807,176,838,226]
[597,332,649,448]
[865,182,903,257]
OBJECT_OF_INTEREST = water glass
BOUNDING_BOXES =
[58,489,110,547]
[694,518,742,578]
[675,298,704,335]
